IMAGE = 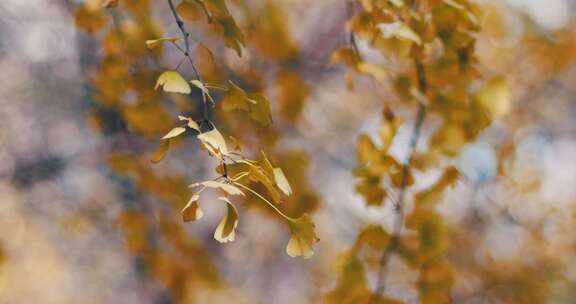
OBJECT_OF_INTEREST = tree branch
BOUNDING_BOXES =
[371,59,427,302]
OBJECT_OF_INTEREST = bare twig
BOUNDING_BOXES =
[371,59,427,302]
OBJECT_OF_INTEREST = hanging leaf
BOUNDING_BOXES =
[145,37,180,49]
[176,1,202,21]
[161,127,187,139]
[214,197,238,243]
[178,115,200,131]
[286,214,319,258]
[151,139,170,164]
[222,81,251,112]
[102,0,119,8]
[182,194,203,222]
[247,93,273,126]
[216,16,245,57]
[190,180,244,196]
[475,76,510,120]
[197,128,229,156]
[155,71,191,94]
[273,168,292,196]
[190,80,210,95]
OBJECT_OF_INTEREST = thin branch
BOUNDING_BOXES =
[371,59,427,302]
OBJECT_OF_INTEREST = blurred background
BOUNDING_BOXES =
[0,0,575,303]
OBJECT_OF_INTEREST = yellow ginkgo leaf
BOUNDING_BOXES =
[182,194,203,222]
[197,128,228,155]
[273,168,292,196]
[380,22,421,45]
[161,127,186,139]
[145,37,180,49]
[190,80,209,95]
[178,115,200,131]
[393,23,421,45]
[475,77,510,120]
[176,1,201,21]
[221,81,250,112]
[214,197,238,243]
[247,93,273,126]
[102,0,118,8]
[190,180,244,196]
[151,139,170,164]
[155,71,191,94]
[216,16,245,57]
[286,214,319,258]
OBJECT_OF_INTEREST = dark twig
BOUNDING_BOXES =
[371,59,427,302]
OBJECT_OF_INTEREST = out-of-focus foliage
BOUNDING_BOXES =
[1,0,575,302]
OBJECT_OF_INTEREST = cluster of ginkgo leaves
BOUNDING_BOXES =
[147,1,318,258]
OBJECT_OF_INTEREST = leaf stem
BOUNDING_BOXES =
[233,182,291,220]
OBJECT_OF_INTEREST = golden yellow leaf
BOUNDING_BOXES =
[190,79,210,95]
[102,0,118,8]
[151,139,170,164]
[176,1,201,21]
[380,22,422,45]
[247,93,272,126]
[216,16,245,57]
[161,127,186,139]
[190,180,244,196]
[475,76,510,120]
[221,81,250,112]
[197,128,229,155]
[155,71,191,94]
[273,168,292,196]
[286,214,319,258]
[182,194,203,222]
[145,37,180,49]
[177,115,200,131]
[214,197,238,243]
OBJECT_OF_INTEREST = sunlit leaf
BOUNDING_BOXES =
[145,37,180,49]
[475,76,510,120]
[197,128,229,155]
[190,79,210,95]
[273,168,292,196]
[182,194,203,222]
[161,127,186,139]
[214,197,238,243]
[286,214,319,258]
[178,115,200,131]
[190,180,244,196]
[102,0,119,8]
[155,71,191,94]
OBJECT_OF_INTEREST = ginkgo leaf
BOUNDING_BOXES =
[178,115,200,131]
[145,37,180,49]
[286,214,319,258]
[214,197,238,243]
[161,127,186,139]
[475,77,510,120]
[102,0,118,8]
[273,168,292,196]
[176,1,201,21]
[182,194,203,222]
[248,93,273,126]
[379,22,422,45]
[155,71,191,94]
[190,79,209,95]
[190,180,244,196]
[151,139,170,164]
[221,81,250,111]
[216,16,245,57]
[197,128,229,155]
